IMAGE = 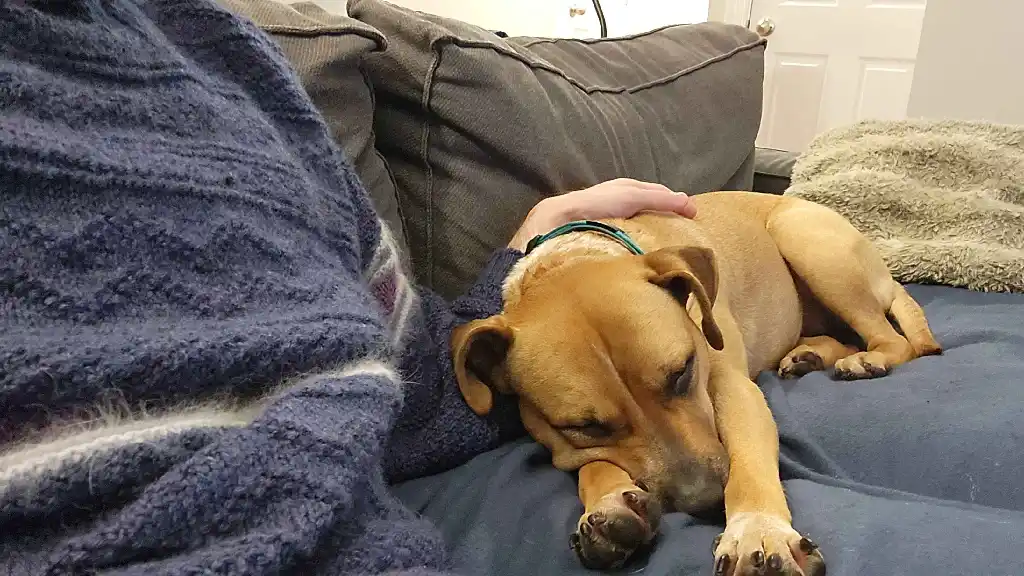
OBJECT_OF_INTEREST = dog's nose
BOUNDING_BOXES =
[667,471,726,514]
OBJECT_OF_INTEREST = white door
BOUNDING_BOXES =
[748,0,927,152]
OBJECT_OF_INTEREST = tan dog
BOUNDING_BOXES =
[451,191,941,575]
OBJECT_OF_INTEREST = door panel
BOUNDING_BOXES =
[762,54,828,153]
[750,0,926,152]
[855,58,915,120]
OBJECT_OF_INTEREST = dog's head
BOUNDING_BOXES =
[452,245,730,514]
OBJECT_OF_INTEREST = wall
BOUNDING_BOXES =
[602,0,709,36]
[299,0,710,38]
[908,0,1024,124]
[382,0,564,36]
[706,0,726,23]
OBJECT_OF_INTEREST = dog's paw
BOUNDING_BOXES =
[834,351,891,380]
[570,483,662,570]
[778,349,824,379]
[712,513,825,576]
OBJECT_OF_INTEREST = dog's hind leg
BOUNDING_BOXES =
[766,198,940,380]
[889,282,943,357]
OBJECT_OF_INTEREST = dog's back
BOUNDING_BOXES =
[586,191,939,376]
[603,192,806,374]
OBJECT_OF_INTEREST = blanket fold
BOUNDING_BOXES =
[785,119,1024,293]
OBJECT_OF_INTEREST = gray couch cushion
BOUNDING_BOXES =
[218,0,407,254]
[753,147,799,195]
[349,0,766,299]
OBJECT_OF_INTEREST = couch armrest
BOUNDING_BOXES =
[752,147,798,195]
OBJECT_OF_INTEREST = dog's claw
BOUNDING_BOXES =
[712,514,826,576]
[569,532,580,550]
[623,490,647,515]
[751,550,765,567]
[712,533,722,553]
[799,537,817,553]
[714,554,731,575]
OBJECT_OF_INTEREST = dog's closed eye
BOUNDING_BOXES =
[557,419,615,441]
[667,356,696,396]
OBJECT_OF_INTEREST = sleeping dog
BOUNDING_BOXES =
[451,191,941,574]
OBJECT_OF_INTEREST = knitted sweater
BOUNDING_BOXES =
[0,0,523,573]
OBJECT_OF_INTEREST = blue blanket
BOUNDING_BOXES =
[0,0,522,573]
[393,284,1024,575]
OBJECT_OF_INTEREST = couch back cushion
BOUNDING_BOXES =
[349,0,765,299]
[217,0,408,254]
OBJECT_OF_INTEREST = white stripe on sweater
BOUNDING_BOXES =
[364,220,418,350]
[1,220,412,494]
[0,360,398,493]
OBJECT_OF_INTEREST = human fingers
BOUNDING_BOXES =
[625,187,697,219]
[633,180,676,194]
[605,178,674,194]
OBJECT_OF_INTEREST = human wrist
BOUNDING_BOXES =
[508,196,575,251]
[539,194,580,224]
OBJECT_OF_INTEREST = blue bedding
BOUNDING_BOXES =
[393,284,1024,575]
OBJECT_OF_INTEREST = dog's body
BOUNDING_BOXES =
[452,192,941,575]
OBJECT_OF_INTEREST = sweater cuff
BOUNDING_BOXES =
[478,248,523,284]
[456,247,523,306]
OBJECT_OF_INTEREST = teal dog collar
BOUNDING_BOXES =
[524,220,645,255]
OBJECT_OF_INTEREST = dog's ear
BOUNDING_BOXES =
[644,246,724,351]
[451,315,515,415]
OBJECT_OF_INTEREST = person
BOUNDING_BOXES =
[0,0,695,573]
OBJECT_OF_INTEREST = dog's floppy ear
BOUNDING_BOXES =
[644,246,724,351]
[451,315,514,415]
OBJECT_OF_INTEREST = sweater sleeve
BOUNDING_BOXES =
[384,248,527,483]
[447,247,523,324]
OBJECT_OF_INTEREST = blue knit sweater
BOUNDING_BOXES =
[0,0,523,573]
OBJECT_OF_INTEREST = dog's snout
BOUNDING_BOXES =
[678,456,729,513]
[640,454,729,514]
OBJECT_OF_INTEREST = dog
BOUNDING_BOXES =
[451,191,942,575]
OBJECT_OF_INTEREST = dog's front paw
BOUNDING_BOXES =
[570,483,662,570]
[711,513,825,576]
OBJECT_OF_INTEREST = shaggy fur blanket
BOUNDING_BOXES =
[785,119,1024,293]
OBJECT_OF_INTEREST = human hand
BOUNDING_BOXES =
[509,178,697,251]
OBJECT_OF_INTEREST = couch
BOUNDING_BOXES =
[217,1,1024,574]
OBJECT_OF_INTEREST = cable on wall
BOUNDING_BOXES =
[591,0,608,37]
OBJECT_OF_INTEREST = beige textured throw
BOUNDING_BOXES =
[785,119,1024,293]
